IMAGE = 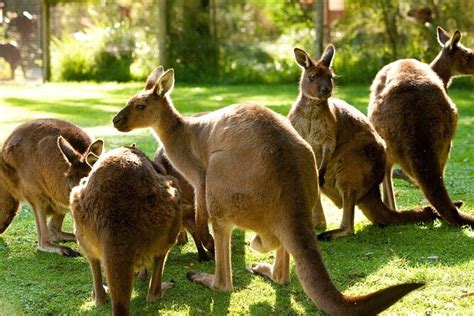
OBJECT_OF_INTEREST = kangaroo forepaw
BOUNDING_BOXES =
[146,280,176,302]
[137,267,148,281]
[92,285,108,307]
[318,170,326,187]
[198,251,212,262]
[317,228,354,241]
[61,247,81,257]
[248,262,289,285]
[454,200,464,208]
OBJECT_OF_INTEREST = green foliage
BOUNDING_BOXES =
[331,0,474,84]
[0,82,473,314]
[51,19,134,82]
[52,34,94,81]
[91,23,135,82]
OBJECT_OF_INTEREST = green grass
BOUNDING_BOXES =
[0,81,473,315]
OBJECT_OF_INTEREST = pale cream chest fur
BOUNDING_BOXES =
[288,98,337,168]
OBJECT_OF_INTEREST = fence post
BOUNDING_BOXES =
[314,0,324,57]
[41,0,51,82]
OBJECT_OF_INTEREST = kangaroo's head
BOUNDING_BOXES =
[113,66,175,132]
[294,45,335,101]
[436,26,474,76]
[57,136,104,189]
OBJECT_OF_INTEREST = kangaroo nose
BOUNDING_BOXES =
[113,115,122,125]
[321,87,330,95]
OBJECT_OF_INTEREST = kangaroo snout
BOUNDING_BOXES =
[320,87,331,97]
[112,114,128,131]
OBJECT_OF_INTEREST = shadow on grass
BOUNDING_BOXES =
[132,229,252,315]
[246,220,473,315]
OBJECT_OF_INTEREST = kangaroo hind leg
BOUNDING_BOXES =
[187,220,233,291]
[318,190,356,241]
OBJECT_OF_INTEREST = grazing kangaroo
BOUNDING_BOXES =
[0,43,24,79]
[67,146,182,316]
[112,66,424,315]
[369,26,474,227]
[0,119,103,256]
[288,46,437,240]
[155,147,214,261]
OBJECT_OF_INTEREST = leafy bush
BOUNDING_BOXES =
[51,34,94,81]
[92,23,135,82]
[52,22,134,82]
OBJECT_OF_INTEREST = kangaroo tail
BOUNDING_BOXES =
[279,223,423,315]
[103,255,134,316]
[413,157,474,227]
[358,186,437,225]
[0,156,19,234]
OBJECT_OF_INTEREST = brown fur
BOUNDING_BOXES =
[112,66,424,315]
[0,119,103,256]
[67,146,182,316]
[0,43,24,79]
[368,26,474,227]
[155,147,214,261]
[289,46,437,240]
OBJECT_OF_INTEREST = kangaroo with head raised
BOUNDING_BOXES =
[0,119,103,256]
[288,46,437,240]
[67,145,182,316]
[112,66,424,315]
[369,26,474,227]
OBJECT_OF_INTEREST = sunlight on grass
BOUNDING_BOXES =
[0,82,472,314]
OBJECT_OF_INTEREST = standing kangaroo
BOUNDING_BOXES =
[67,146,182,316]
[369,27,474,227]
[0,43,24,79]
[0,119,103,256]
[113,66,424,315]
[155,147,214,261]
[288,46,437,240]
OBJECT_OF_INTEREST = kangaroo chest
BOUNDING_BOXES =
[289,102,337,166]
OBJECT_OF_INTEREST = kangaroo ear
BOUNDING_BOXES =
[86,139,104,157]
[321,45,335,68]
[294,48,312,69]
[155,69,175,97]
[448,30,462,50]
[85,152,99,168]
[437,26,451,46]
[145,66,164,90]
[57,136,80,165]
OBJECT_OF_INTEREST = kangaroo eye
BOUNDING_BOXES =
[308,74,315,81]
[136,104,146,110]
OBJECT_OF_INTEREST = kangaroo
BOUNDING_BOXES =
[0,119,103,256]
[0,43,24,79]
[368,26,474,227]
[155,147,214,261]
[112,66,424,315]
[67,145,182,316]
[288,46,437,240]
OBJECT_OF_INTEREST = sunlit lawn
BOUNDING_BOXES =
[0,81,472,315]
